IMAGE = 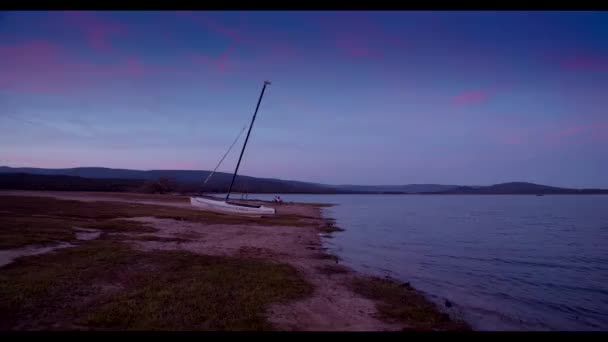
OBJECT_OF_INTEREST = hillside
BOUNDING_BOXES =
[0,166,340,194]
[335,184,458,193]
[0,171,348,194]
[0,173,144,192]
[1,167,607,195]
[435,182,608,195]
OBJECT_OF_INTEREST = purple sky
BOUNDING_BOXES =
[1,11,607,188]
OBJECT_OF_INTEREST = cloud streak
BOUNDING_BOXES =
[62,11,129,53]
[0,39,166,94]
[452,90,491,106]
[559,53,608,72]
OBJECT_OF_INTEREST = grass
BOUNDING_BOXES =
[0,195,319,249]
[83,192,189,203]
[0,240,313,330]
[0,240,134,328]
[0,213,156,249]
[1,195,316,227]
[0,215,77,249]
[351,276,471,331]
[0,193,318,329]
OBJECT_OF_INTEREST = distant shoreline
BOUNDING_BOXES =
[2,170,607,195]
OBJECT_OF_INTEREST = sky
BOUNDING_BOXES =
[1,11,607,188]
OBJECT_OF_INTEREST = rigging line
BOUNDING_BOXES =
[202,123,249,185]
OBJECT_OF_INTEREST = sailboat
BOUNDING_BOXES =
[190,81,276,216]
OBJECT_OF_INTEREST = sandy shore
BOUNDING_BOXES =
[0,190,468,331]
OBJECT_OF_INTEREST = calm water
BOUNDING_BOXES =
[247,194,608,331]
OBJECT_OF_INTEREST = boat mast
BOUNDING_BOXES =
[225,80,271,202]
[201,123,248,194]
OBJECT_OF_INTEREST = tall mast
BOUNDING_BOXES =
[225,81,271,202]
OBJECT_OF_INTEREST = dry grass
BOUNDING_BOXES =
[0,240,313,330]
[2,195,317,226]
[0,215,77,249]
[0,193,322,330]
[351,276,471,331]
[89,192,189,203]
[0,195,318,249]
[0,214,156,249]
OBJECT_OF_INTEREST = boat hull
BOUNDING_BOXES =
[190,197,275,216]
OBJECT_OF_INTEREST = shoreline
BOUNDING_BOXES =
[0,190,470,331]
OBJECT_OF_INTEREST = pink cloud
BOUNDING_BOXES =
[495,120,608,149]
[387,36,409,50]
[560,54,608,71]
[555,124,588,138]
[589,122,608,142]
[453,90,491,106]
[0,39,61,64]
[179,12,293,73]
[559,121,608,143]
[318,15,401,60]
[0,40,162,94]
[537,120,608,148]
[0,40,88,93]
[62,11,129,52]
[190,45,237,74]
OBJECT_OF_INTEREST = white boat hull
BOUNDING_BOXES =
[190,197,275,216]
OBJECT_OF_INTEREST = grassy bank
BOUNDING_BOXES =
[0,239,312,330]
[0,195,316,249]
[351,276,471,331]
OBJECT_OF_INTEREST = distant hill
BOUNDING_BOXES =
[0,173,144,192]
[1,167,607,195]
[335,184,459,193]
[0,167,345,194]
[434,182,608,195]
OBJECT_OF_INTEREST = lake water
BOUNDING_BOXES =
[245,194,608,331]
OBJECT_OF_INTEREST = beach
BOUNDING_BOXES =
[0,190,469,331]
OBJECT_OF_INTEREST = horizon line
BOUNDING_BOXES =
[1,165,605,190]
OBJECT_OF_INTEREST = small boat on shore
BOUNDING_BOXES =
[190,81,276,216]
[190,197,275,216]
